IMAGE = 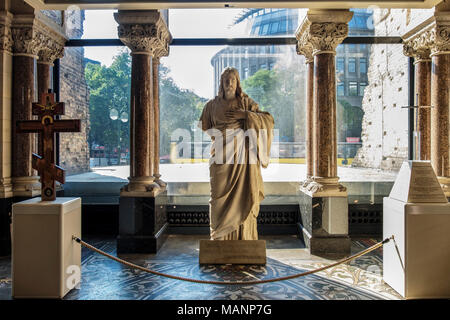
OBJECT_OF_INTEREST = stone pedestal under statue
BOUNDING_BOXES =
[12,197,81,299]
[117,192,168,254]
[383,161,450,299]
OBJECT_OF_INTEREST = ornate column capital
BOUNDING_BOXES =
[403,12,450,57]
[403,32,433,63]
[115,10,172,56]
[431,11,450,55]
[296,10,353,56]
[308,22,349,54]
[0,11,13,53]
[430,24,450,55]
[295,20,314,63]
[11,14,67,59]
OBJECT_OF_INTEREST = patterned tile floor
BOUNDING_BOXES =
[0,235,402,300]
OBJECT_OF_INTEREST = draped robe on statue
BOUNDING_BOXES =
[199,94,274,240]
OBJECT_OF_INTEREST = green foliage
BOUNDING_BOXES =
[241,68,301,141]
[337,99,364,141]
[159,65,207,157]
[85,50,207,160]
[85,49,131,155]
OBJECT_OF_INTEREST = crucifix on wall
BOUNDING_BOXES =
[16,90,81,201]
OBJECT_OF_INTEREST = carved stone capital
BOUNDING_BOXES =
[308,22,349,54]
[0,12,13,53]
[403,12,450,57]
[431,24,450,55]
[295,22,314,63]
[115,10,171,57]
[11,15,67,58]
[38,35,65,64]
[296,10,352,56]
[403,29,433,62]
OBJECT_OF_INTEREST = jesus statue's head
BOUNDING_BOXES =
[218,67,244,100]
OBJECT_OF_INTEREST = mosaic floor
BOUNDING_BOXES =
[0,235,402,300]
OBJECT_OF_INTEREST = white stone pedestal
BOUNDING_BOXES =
[12,197,81,299]
[383,161,450,299]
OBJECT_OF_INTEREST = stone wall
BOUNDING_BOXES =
[43,9,90,175]
[352,8,433,171]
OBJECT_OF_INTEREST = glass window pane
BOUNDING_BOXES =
[348,58,356,73]
[169,9,302,39]
[337,44,409,204]
[337,58,345,73]
[337,83,345,96]
[359,82,367,96]
[160,45,307,182]
[82,10,118,39]
[63,46,131,183]
[360,58,367,74]
[348,81,358,96]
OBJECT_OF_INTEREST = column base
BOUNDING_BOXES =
[298,186,350,258]
[117,231,168,254]
[0,177,13,198]
[437,176,450,198]
[12,176,41,198]
[117,194,168,254]
[298,225,351,259]
[153,174,167,188]
[120,176,166,197]
[300,176,347,198]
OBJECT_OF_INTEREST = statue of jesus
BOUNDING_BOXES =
[199,67,274,240]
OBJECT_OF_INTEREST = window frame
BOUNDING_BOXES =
[62,32,409,199]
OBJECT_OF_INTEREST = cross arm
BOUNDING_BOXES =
[53,120,81,133]
[16,120,42,133]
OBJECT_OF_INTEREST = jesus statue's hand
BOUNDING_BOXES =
[225,109,247,121]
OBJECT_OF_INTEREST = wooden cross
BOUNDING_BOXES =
[16,91,81,201]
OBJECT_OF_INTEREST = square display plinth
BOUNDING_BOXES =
[12,197,81,299]
[298,191,350,257]
[383,198,450,299]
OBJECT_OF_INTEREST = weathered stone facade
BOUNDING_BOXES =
[43,9,90,175]
[352,8,434,171]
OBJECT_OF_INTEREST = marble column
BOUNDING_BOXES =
[115,10,171,253]
[10,16,66,198]
[0,11,13,256]
[152,57,166,188]
[0,12,13,199]
[295,34,314,180]
[430,19,450,197]
[415,59,432,160]
[295,10,353,258]
[10,24,41,198]
[403,37,432,161]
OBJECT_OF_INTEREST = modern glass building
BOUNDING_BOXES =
[211,8,374,153]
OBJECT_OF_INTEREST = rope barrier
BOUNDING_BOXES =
[73,235,393,286]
